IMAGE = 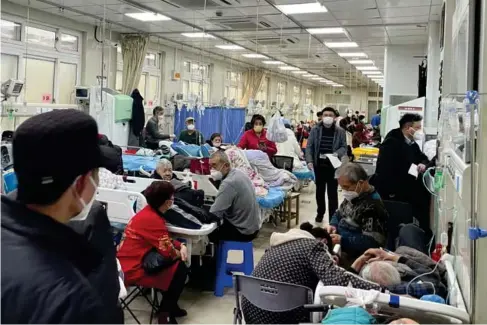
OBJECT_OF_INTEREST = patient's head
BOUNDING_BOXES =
[210,151,232,178]
[144,181,175,214]
[300,222,333,252]
[156,159,173,181]
[389,318,419,324]
[360,261,401,286]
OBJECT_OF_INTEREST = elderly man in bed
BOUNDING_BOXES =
[208,150,261,243]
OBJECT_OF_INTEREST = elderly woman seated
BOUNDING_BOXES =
[325,163,388,263]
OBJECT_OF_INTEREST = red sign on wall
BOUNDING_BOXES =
[42,93,52,103]
[397,106,422,112]
[148,100,154,108]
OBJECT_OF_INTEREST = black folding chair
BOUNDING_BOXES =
[233,274,314,324]
[271,155,294,172]
[120,286,161,324]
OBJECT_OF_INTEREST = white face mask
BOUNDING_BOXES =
[213,142,221,148]
[413,130,424,141]
[322,116,334,126]
[211,170,223,181]
[71,176,98,221]
[187,124,195,131]
[342,190,359,202]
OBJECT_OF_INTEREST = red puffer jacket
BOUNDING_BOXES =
[237,129,277,157]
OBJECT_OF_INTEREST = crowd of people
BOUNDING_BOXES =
[1,104,440,324]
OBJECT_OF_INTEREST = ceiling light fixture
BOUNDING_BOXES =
[355,66,378,71]
[362,71,382,75]
[338,52,368,58]
[215,44,244,50]
[125,12,171,21]
[307,27,345,35]
[276,2,328,15]
[279,66,300,71]
[292,71,306,74]
[324,42,358,48]
[262,60,284,65]
[332,84,344,87]
[242,53,268,58]
[348,59,374,64]
[302,74,314,77]
[311,77,323,80]
[181,32,215,38]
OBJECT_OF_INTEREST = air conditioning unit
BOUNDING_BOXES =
[161,0,241,9]
[207,17,275,30]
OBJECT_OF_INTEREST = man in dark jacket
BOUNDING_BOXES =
[306,107,347,223]
[372,113,431,230]
[178,117,204,145]
[1,109,118,323]
[130,88,146,146]
[145,106,174,149]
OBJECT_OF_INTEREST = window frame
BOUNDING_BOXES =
[224,70,243,106]
[276,81,287,105]
[182,59,211,105]
[0,14,82,104]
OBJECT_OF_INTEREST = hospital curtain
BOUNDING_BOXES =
[121,34,149,95]
[242,69,266,107]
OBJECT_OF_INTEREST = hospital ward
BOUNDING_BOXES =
[2,0,487,323]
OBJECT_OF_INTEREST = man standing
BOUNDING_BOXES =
[2,109,119,323]
[178,117,204,145]
[145,106,174,149]
[371,109,381,128]
[372,113,431,229]
[306,107,347,223]
[209,151,260,243]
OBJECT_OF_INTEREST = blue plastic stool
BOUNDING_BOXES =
[214,241,254,297]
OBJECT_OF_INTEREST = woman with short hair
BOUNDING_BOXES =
[237,114,277,157]
[117,181,189,324]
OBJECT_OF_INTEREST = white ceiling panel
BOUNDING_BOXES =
[236,5,280,16]
[332,9,381,20]
[385,28,427,37]
[382,16,430,24]
[338,18,383,26]
[196,8,247,18]
[290,13,335,22]
[258,14,299,27]
[300,20,340,28]
[346,27,387,38]
[323,0,378,12]
[376,0,432,8]
[379,6,431,18]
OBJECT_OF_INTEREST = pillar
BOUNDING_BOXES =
[425,22,441,130]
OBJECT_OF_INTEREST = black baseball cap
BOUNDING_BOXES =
[13,109,110,204]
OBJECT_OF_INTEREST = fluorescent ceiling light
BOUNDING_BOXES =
[279,66,300,71]
[338,52,368,58]
[262,60,284,65]
[325,42,358,48]
[125,12,171,21]
[276,2,328,15]
[242,53,268,58]
[215,44,244,50]
[311,77,323,80]
[349,59,374,64]
[371,76,384,80]
[307,27,345,35]
[181,32,215,38]
[292,71,307,74]
[302,74,314,77]
[362,71,382,75]
[356,66,378,71]
[332,84,344,87]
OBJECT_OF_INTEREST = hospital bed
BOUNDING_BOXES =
[95,187,217,266]
[311,258,470,324]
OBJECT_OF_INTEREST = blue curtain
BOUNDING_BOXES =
[174,106,245,144]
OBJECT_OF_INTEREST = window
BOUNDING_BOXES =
[23,57,55,103]
[182,60,211,104]
[293,85,301,105]
[25,26,55,48]
[58,62,77,104]
[59,34,79,51]
[305,88,313,105]
[255,77,268,108]
[1,19,21,41]
[1,54,18,82]
[277,82,287,105]
[225,70,243,105]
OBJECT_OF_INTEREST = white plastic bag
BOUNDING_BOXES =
[266,113,288,143]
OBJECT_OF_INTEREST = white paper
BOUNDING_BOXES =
[408,163,419,178]
[326,154,342,169]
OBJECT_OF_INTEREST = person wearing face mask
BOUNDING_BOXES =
[207,132,224,150]
[208,151,261,243]
[178,117,204,145]
[326,163,388,263]
[145,106,175,149]
[117,181,189,324]
[371,113,431,231]
[237,114,277,158]
[306,107,347,223]
[1,109,121,323]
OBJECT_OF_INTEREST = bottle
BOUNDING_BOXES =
[431,243,442,262]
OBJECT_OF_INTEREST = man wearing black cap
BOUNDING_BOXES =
[178,117,204,145]
[1,109,120,323]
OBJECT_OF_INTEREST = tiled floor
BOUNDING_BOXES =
[124,184,342,324]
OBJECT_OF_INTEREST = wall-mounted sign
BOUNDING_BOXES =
[397,106,422,118]
[148,100,153,108]
[172,71,181,81]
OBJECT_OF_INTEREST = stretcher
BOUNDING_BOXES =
[312,258,469,324]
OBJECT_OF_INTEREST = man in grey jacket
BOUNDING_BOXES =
[306,107,347,223]
[144,106,174,149]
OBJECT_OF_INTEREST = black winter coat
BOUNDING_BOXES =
[131,89,145,136]
[372,128,430,200]
[1,194,117,324]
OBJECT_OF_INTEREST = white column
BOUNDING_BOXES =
[382,44,427,106]
[425,22,441,129]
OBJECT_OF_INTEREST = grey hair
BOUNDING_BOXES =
[337,162,368,183]
[156,158,173,169]
[360,261,401,286]
[210,150,230,165]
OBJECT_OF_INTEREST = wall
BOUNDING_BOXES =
[425,21,441,129]
[383,44,427,106]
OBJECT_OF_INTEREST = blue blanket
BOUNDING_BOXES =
[293,168,315,181]
[257,187,285,209]
[122,155,160,172]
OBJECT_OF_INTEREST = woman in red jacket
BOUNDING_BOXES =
[117,181,189,324]
[238,114,277,157]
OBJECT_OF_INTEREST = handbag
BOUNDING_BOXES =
[142,248,177,275]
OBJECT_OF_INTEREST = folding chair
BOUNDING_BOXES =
[119,286,161,324]
[233,274,314,324]
[271,155,294,173]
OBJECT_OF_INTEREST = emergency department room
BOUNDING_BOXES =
[2,0,487,323]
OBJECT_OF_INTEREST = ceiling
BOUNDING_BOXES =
[8,0,442,88]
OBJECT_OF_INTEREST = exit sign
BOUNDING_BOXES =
[334,90,342,95]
